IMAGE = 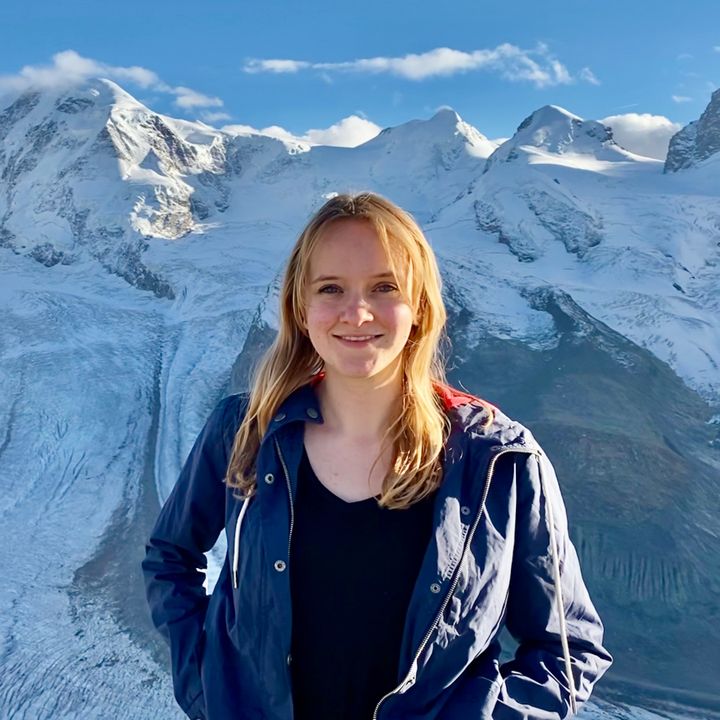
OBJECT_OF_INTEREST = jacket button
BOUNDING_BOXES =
[264,473,274,484]
[306,408,319,419]
[287,653,292,665]
[430,582,441,594]
[274,412,286,422]
[461,505,470,516]
[274,560,287,572]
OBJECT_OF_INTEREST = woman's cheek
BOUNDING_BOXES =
[389,303,415,335]
[306,303,336,329]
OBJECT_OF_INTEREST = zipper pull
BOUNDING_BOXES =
[398,661,418,693]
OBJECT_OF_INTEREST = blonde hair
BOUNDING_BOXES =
[227,192,462,508]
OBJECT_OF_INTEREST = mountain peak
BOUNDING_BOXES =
[93,78,148,108]
[519,104,583,130]
[0,77,147,120]
[664,88,720,172]
[428,106,462,124]
[486,104,632,167]
[365,107,496,160]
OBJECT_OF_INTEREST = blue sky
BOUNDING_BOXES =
[0,0,718,152]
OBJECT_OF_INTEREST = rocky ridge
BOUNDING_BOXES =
[665,88,720,172]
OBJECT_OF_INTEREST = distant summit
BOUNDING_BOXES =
[486,104,635,168]
[664,88,720,172]
[364,106,498,160]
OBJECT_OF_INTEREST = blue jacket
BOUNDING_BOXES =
[142,382,612,720]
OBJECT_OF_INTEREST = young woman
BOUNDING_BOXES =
[142,192,612,720]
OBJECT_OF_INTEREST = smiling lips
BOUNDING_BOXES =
[334,334,381,343]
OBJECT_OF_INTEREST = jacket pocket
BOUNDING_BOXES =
[439,672,502,719]
[181,631,207,720]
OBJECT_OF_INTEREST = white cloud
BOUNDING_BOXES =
[253,125,303,144]
[0,50,225,111]
[0,50,160,93]
[579,67,601,85]
[243,44,597,89]
[548,59,572,85]
[305,116,381,146]
[677,53,693,61]
[172,86,223,109]
[713,46,720,53]
[220,123,258,136]
[201,111,232,124]
[244,59,311,73]
[601,112,682,160]
[672,95,693,103]
[222,115,381,148]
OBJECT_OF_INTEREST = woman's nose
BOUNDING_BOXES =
[340,294,374,324]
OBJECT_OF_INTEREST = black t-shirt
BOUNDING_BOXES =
[289,446,437,720]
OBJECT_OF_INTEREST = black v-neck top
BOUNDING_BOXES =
[289,446,437,720]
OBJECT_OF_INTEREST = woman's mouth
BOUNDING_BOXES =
[334,334,381,345]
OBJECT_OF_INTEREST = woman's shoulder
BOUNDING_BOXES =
[435,382,541,453]
[208,392,251,449]
[220,391,251,414]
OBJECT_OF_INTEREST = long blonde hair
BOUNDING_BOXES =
[226,192,454,509]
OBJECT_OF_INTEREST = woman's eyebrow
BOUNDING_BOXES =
[310,271,396,284]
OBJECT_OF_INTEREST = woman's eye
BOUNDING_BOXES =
[317,283,397,294]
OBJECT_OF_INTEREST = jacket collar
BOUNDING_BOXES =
[263,380,324,440]
[432,381,496,412]
[262,375,496,440]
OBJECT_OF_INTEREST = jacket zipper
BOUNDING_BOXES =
[372,446,537,720]
[274,438,296,686]
[274,438,295,561]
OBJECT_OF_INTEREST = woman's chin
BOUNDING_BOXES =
[323,360,402,384]
[327,366,379,380]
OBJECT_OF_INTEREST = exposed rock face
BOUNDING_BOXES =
[665,88,720,172]
[0,79,236,298]
[0,91,40,144]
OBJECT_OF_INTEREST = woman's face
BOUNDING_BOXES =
[302,218,415,384]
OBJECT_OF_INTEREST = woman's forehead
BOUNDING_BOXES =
[309,220,406,274]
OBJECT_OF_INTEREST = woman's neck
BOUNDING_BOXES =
[315,371,402,442]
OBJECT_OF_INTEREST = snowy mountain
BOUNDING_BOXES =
[484,104,640,168]
[1,79,719,719]
[665,87,720,172]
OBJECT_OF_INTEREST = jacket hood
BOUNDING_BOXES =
[439,386,541,452]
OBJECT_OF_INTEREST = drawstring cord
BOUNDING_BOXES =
[232,496,252,589]
[538,460,579,715]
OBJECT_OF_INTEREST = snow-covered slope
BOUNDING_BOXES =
[440,107,720,402]
[1,79,719,719]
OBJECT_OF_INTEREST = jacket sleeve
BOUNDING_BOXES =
[493,450,613,720]
[141,395,240,720]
